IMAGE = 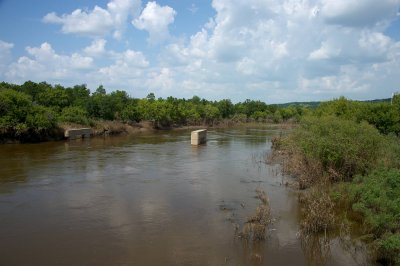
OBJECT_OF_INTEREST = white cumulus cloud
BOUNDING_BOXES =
[3,0,400,102]
[84,39,107,57]
[0,40,14,77]
[155,0,400,102]
[321,0,400,27]
[43,0,141,38]
[132,1,177,44]
[91,48,149,92]
[6,42,93,83]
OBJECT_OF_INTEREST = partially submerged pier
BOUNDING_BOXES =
[64,128,91,140]
[191,129,207,145]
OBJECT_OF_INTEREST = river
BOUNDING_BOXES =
[0,127,368,265]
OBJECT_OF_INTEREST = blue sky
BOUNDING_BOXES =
[0,0,399,103]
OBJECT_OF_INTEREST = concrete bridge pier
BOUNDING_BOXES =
[64,128,92,140]
[191,129,207,145]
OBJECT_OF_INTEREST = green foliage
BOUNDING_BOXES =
[0,89,32,129]
[146,92,155,102]
[86,93,115,120]
[235,99,268,118]
[60,106,90,125]
[276,109,400,264]
[0,89,56,137]
[316,96,400,136]
[19,81,49,101]
[348,168,400,264]
[291,116,385,181]
[0,81,307,132]
[216,99,234,118]
[121,104,140,122]
[203,104,220,124]
[26,105,57,132]
[349,169,400,234]
[270,111,282,123]
[95,85,106,95]
[65,84,90,107]
[251,111,268,122]
[378,233,400,265]
[36,86,69,110]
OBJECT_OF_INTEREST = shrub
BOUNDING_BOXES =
[348,168,400,264]
[26,105,57,132]
[0,89,32,129]
[121,104,140,122]
[60,106,90,125]
[378,233,400,265]
[284,116,386,185]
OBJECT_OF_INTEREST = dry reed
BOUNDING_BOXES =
[238,189,272,241]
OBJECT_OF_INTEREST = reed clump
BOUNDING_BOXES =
[299,188,335,235]
[239,189,272,241]
[271,116,386,189]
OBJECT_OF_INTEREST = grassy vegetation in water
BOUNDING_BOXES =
[238,189,272,241]
[275,116,387,189]
[273,107,400,264]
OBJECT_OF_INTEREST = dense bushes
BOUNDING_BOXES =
[273,113,400,265]
[60,106,91,125]
[278,116,386,188]
[26,105,57,132]
[349,169,400,264]
[0,89,60,141]
[0,89,32,129]
[0,89,56,132]
[316,96,400,136]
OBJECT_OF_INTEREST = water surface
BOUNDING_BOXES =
[0,127,365,265]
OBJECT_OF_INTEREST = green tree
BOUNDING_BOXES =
[87,93,115,120]
[26,105,57,132]
[121,103,140,122]
[0,89,32,129]
[19,81,48,102]
[217,99,234,118]
[36,86,69,110]
[96,85,106,95]
[60,106,90,125]
[146,92,156,102]
[66,84,90,107]
[203,104,220,124]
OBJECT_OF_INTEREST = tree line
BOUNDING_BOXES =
[0,81,307,134]
[1,80,399,140]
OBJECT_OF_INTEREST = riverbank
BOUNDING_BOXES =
[0,120,296,144]
[270,116,400,265]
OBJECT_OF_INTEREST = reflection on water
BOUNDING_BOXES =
[0,127,367,265]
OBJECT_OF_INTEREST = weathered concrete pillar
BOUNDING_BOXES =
[64,128,92,140]
[191,129,207,145]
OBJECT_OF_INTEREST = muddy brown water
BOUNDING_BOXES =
[0,127,369,265]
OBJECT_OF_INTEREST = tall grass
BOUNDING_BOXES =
[274,116,387,189]
[272,115,400,265]
[238,189,272,241]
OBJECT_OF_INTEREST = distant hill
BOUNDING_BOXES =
[274,101,321,108]
[362,98,391,103]
[275,98,391,108]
